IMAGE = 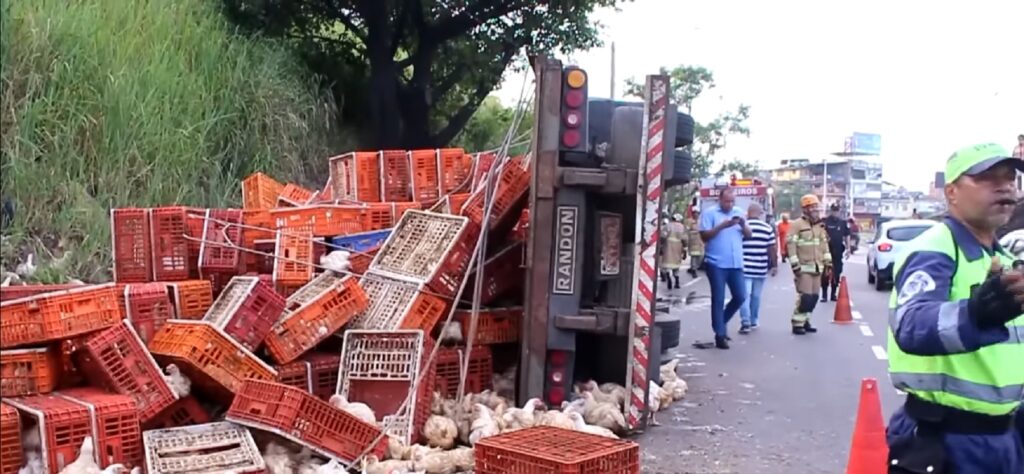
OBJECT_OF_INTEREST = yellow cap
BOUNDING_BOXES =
[800,194,820,208]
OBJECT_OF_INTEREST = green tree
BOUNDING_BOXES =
[223,0,624,149]
[774,182,813,217]
[451,96,534,156]
[624,65,751,180]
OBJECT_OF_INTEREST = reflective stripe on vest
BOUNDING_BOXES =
[887,223,1024,416]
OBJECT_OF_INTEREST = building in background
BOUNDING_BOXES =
[768,157,883,231]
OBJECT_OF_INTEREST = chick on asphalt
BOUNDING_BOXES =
[884,142,1024,474]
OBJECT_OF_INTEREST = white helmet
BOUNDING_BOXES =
[673,213,684,221]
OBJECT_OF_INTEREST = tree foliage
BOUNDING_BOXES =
[223,0,624,149]
[625,65,751,181]
[451,96,533,156]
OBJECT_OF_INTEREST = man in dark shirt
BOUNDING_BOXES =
[821,203,851,302]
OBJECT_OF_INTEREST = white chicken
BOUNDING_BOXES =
[422,415,458,449]
[500,398,542,432]
[329,394,376,425]
[261,441,295,474]
[437,321,463,345]
[534,407,575,430]
[660,359,680,383]
[662,378,688,401]
[580,391,627,433]
[567,412,618,439]
[647,380,673,426]
[491,366,516,400]
[387,436,440,462]
[468,404,500,446]
[412,447,474,474]
[315,459,347,474]
[321,251,352,275]
[359,455,415,474]
[162,364,191,398]
[15,253,36,279]
[578,380,626,409]
[58,437,126,474]
[18,451,44,474]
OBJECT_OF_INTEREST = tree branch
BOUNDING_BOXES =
[429,0,535,44]
[431,41,520,145]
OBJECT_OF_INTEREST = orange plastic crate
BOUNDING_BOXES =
[278,182,315,207]
[270,205,365,237]
[470,151,498,191]
[75,319,177,423]
[349,245,379,275]
[121,282,174,343]
[463,155,531,230]
[438,149,472,195]
[0,283,86,302]
[409,149,441,204]
[379,150,412,201]
[58,387,143,470]
[0,284,121,349]
[166,280,213,319]
[148,320,277,402]
[512,207,530,242]
[329,152,381,203]
[111,208,153,282]
[201,276,286,351]
[453,307,522,345]
[361,202,420,231]
[273,228,315,289]
[0,402,21,474]
[198,209,243,276]
[317,176,334,202]
[368,210,479,297]
[150,207,191,281]
[242,172,284,210]
[466,242,525,305]
[433,346,492,398]
[143,422,265,474]
[264,274,369,364]
[349,271,448,332]
[475,426,640,474]
[275,359,311,392]
[141,395,209,431]
[240,209,274,271]
[184,208,207,277]
[0,346,62,397]
[226,380,385,464]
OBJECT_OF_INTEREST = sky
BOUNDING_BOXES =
[495,0,1022,192]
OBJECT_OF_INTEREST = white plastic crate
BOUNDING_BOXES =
[336,330,425,444]
[347,270,429,330]
[143,422,265,474]
[200,276,258,328]
[368,210,471,284]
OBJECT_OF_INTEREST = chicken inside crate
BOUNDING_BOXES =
[335,330,435,446]
[0,346,62,397]
[143,421,266,474]
[200,275,286,352]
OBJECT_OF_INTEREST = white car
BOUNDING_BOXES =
[867,219,939,291]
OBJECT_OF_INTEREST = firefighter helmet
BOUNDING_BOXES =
[800,194,821,208]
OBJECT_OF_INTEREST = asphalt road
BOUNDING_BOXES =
[639,251,903,474]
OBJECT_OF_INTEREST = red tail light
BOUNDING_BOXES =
[878,243,893,252]
[547,387,566,405]
[561,130,581,148]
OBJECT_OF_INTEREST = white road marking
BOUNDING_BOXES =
[852,310,863,320]
[859,325,874,337]
[871,345,888,360]
[682,277,703,288]
[849,300,855,308]
[896,389,907,396]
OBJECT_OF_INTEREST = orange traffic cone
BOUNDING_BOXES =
[833,276,854,324]
[846,378,889,474]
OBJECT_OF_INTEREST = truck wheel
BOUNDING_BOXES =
[656,320,680,350]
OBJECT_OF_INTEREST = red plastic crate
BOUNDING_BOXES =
[409,149,441,204]
[308,352,341,401]
[264,274,369,364]
[226,379,385,464]
[275,359,311,392]
[348,271,448,332]
[369,210,479,297]
[201,276,286,351]
[453,307,521,345]
[75,319,177,423]
[140,395,210,431]
[0,402,21,474]
[111,208,153,282]
[121,282,174,343]
[242,172,284,210]
[379,150,412,201]
[432,193,471,215]
[317,176,334,202]
[150,207,191,281]
[240,209,274,272]
[466,242,525,305]
[166,280,213,319]
[0,346,62,397]
[278,183,315,207]
[57,387,143,470]
[183,208,207,278]
[475,426,640,474]
[349,245,379,275]
[434,346,493,398]
[0,284,121,349]
[148,321,277,402]
[143,422,265,474]
[330,152,382,203]
[438,149,472,195]
[463,155,531,230]
[336,330,435,444]
[512,207,530,242]
[273,228,315,290]
[270,205,365,237]
[0,283,85,302]
[470,151,498,191]
[198,209,243,277]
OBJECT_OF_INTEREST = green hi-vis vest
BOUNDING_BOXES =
[887,224,1024,416]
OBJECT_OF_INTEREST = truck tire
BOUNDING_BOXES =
[676,113,695,148]
[656,319,680,351]
[665,148,693,187]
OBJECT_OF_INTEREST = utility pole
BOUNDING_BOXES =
[609,42,616,99]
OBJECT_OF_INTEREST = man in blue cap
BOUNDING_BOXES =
[885,143,1024,473]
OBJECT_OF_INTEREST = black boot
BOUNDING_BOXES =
[688,268,698,278]
[673,274,681,289]
[820,290,828,303]
[804,321,818,333]
[792,325,806,335]
[715,336,730,349]
[830,286,838,302]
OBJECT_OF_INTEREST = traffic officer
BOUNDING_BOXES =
[684,208,705,278]
[821,203,851,302]
[885,143,1024,473]
[786,194,831,335]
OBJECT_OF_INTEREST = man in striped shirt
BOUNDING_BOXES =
[739,202,778,334]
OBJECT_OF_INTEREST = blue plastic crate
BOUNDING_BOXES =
[327,228,393,252]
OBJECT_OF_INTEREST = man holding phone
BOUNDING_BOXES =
[699,187,752,349]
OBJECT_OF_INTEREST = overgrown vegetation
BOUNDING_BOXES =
[0,0,348,282]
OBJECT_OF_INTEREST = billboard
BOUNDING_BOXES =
[845,132,882,155]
